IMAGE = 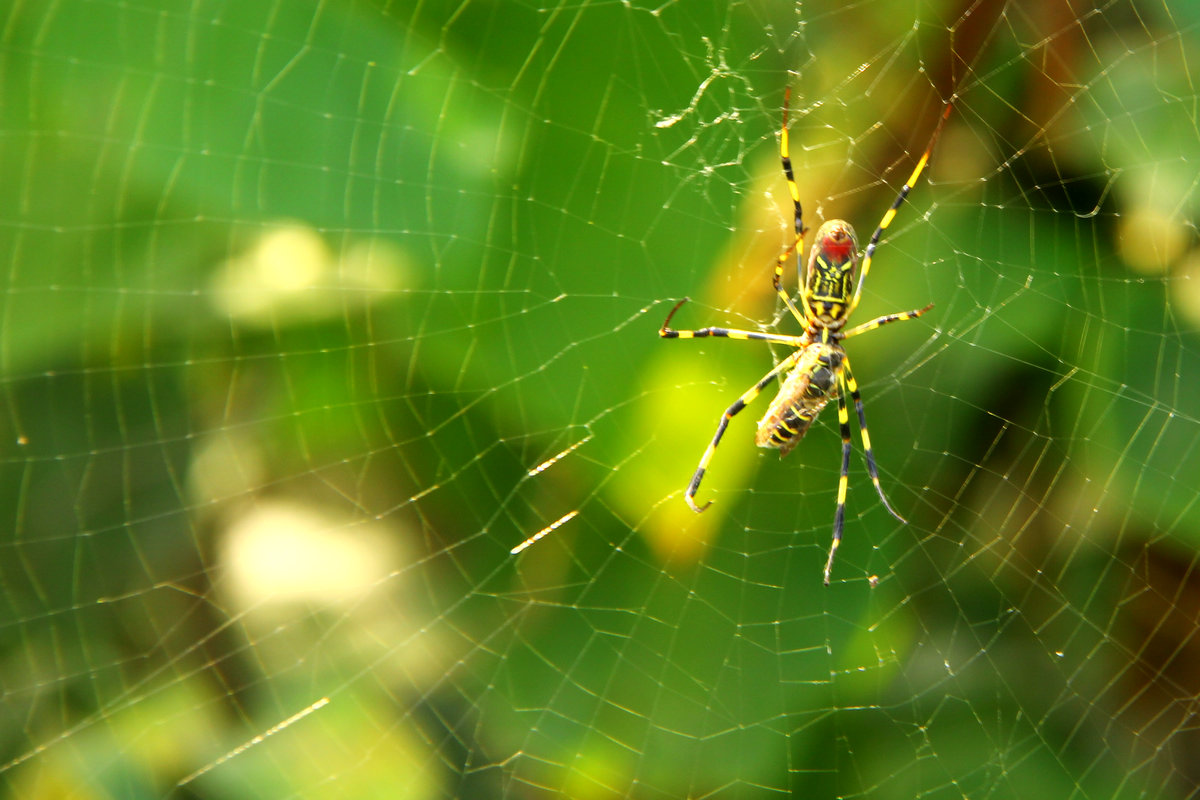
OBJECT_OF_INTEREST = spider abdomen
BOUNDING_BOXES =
[755,343,843,457]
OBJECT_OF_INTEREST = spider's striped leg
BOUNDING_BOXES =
[770,240,806,326]
[825,358,907,584]
[848,104,952,317]
[841,303,934,340]
[774,88,810,326]
[825,373,854,585]
[780,89,805,247]
[683,350,803,513]
[841,356,906,524]
[660,299,805,346]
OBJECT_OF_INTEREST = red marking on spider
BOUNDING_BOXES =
[819,227,855,260]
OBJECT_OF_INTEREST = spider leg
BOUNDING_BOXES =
[841,303,934,339]
[824,357,907,584]
[660,298,806,346]
[770,240,807,327]
[684,349,803,512]
[842,356,906,524]
[825,370,853,585]
[775,88,811,327]
[849,104,952,317]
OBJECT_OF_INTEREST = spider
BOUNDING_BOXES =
[659,90,951,584]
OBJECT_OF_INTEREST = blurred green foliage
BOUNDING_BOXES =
[2,0,1200,798]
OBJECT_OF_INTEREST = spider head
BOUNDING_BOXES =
[803,219,859,325]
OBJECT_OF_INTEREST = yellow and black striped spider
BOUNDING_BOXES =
[660,90,951,584]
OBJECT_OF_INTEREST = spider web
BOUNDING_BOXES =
[3,0,1200,797]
